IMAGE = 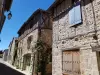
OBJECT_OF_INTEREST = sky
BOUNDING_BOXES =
[0,0,54,50]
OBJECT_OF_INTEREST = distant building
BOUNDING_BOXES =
[7,37,18,65]
[3,49,8,61]
[0,0,13,33]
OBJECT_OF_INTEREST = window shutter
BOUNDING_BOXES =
[69,1,82,26]
[74,2,82,25]
[69,7,75,25]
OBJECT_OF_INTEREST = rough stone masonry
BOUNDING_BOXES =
[48,0,100,75]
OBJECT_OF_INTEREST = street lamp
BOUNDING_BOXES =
[8,11,12,20]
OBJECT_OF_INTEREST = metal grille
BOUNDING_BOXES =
[62,51,80,75]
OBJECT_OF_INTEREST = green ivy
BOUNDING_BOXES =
[34,39,50,75]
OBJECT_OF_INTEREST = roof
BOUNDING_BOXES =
[17,8,46,34]
[47,0,63,11]
[4,0,13,11]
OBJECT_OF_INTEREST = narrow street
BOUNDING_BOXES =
[0,58,25,75]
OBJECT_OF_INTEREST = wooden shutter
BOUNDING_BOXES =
[69,7,75,25]
[62,50,80,75]
[74,2,82,25]
[63,51,73,74]
[73,51,80,75]
[69,1,82,26]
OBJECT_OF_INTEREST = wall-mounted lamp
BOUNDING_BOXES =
[8,11,12,20]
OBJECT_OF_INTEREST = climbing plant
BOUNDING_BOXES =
[13,46,18,65]
[34,39,51,75]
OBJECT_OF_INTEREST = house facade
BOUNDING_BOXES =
[3,49,8,61]
[15,9,52,75]
[7,37,18,65]
[48,0,100,75]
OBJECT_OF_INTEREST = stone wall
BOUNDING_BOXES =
[41,29,52,47]
[7,38,17,64]
[18,29,38,56]
[17,29,38,74]
[3,49,8,61]
[52,0,100,75]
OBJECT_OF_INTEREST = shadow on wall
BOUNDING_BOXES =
[0,62,25,75]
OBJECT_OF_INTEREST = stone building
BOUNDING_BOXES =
[7,37,18,65]
[48,0,100,75]
[3,49,8,61]
[16,9,52,75]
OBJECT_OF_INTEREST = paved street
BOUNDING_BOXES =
[0,58,25,75]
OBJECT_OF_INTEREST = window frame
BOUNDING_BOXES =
[69,1,83,27]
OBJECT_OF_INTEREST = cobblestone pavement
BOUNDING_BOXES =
[0,58,25,75]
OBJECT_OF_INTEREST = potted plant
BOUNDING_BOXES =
[33,39,51,75]
[36,64,41,75]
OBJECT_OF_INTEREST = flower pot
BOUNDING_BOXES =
[33,72,36,75]
[38,72,41,75]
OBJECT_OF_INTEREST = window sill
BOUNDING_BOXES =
[69,22,83,28]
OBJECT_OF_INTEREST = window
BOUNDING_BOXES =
[26,55,31,66]
[27,35,33,49]
[69,1,82,26]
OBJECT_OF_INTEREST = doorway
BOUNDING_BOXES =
[62,50,80,75]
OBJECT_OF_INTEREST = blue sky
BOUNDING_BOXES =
[0,0,54,50]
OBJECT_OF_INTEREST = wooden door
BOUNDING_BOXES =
[62,50,80,75]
